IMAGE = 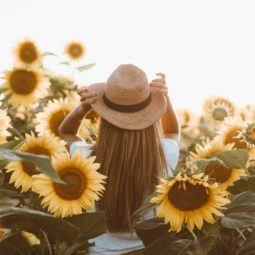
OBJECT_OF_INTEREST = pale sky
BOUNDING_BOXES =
[0,0,255,113]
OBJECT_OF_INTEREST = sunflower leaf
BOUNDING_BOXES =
[225,191,255,213]
[76,63,96,72]
[143,236,216,255]
[135,218,169,246]
[0,232,33,255]
[42,51,58,57]
[220,212,255,229]
[228,176,255,194]
[0,207,79,244]
[194,149,249,172]
[59,61,70,66]
[193,157,223,171]
[0,139,24,150]
[214,149,249,170]
[0,149,64,184]
[67,211,107,241]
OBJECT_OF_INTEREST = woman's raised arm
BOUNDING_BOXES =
[58,87,97,148]
[150,73,180,142]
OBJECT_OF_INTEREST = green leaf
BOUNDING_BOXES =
[62,241,89,255]
[0,232,32,255]
[67,211,107,241]
[135,218,169,247]
[142,235,174,255]
[143,236,216,255]
[226,192,255,214]
[42,51,58,57]
[194,157,223,171]
[0,170,4,186]
[220,212,255,229]
[214,149,249,170]
[236,239,255,255]
[0,139,24,150]
[228,176,255,194]
[0,207,79,244]
[59,61,70,65]
[76,63,96,72]
[0,195,20,208]
[183,236,216,255]
[0,149,64,184]
[194,149,249,172]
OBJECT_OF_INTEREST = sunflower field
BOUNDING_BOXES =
[0,40,255,255]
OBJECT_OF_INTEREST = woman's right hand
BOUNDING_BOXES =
[76,86,98,110]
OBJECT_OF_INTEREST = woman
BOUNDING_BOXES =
[59,64,180,254]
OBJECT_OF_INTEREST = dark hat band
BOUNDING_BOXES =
[103,93,152,113]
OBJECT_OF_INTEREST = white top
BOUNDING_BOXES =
[70,138,179,255]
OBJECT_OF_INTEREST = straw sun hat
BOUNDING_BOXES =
[88,64,167,130]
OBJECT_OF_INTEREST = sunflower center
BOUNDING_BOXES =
[69,44,83,58]
[246,124,255,146]
[19,42,38,64]
[168,181,209,211]
[54,168,86,200]
[224,128,247,149]
[22,147,51,176]
[212,107,228,121]
[9,69,38,95]
[50,110,70,137]
[204,162,232,183]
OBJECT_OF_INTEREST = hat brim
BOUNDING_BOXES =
[88,83,167,130]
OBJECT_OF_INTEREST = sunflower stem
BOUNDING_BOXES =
[236,228,246,240]
[190,230,198,240]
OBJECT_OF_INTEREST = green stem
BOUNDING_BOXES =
[190,230,198,240]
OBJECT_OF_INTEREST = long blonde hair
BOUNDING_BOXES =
[95,118,166,232]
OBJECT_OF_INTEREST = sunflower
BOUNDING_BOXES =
[14,39,41,66]
[151,173,229,232]
[188,139,246,187]
[0,106,11,144]
[2,67,49,108]
[78,110,99,142]
[203,96,236,126]
[6,133,66,193]
[35,97,78,138]
[215,117,247,149]
[239,122,255,148]
[204,96,236,114]
[32,152,106,218]
[64,41,85,61]
[238,107,252,122]
[177,109,198,128]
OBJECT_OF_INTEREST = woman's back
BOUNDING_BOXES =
[95,119,167,231]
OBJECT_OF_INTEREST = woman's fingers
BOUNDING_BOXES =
[81,95,97,106]
[156,73,166,82]
[151,78,166,83]
[77,86,88,96]
[80,92,97,102]
[150,81,168,90]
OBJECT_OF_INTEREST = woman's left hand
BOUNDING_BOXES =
[150,73,168,97]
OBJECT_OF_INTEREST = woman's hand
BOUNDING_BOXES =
[150,73,168,97]
[76,86,97,110]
